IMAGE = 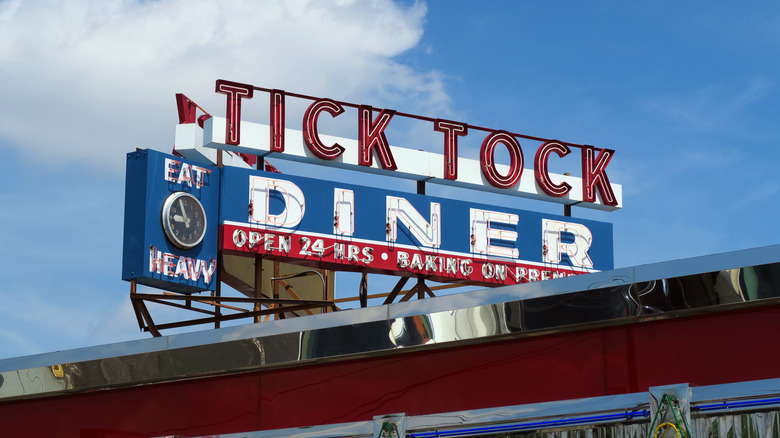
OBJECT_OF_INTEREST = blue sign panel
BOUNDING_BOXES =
[218,167,613,286]
[122,149,220,293]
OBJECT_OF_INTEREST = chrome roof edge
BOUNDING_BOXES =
[631,243,780,284]
[386,243,780,319]
[3,243,780,372]
[0,303,391,373]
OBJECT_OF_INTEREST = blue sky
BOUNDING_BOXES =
[1,0,779,359]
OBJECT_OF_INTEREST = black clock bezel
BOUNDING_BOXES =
[161,192,207,250]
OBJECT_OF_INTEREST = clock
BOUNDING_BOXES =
[161,192,207,250]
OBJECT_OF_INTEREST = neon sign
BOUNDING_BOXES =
[122,150,220,293]
[219,167,613,286]
[175,80,623,211]
[124,81,620,294]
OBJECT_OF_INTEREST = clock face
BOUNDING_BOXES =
[161,192,207,250]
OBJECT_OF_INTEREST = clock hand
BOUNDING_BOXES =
[173,214,185,223]
[179,199,190,228]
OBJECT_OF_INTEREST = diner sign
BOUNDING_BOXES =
[123,80,620,294]
[219,167,613,286]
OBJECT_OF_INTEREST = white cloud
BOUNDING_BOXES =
[0,0,446,171]
[0,0,450,359]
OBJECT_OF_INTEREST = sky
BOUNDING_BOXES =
[1,0,779,360]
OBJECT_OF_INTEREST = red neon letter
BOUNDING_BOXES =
[480,131,523,189]
[534,141,572,197]
[270,89,285,153]
[215,79,253,146]
[582,146,618,205]
[434,119,468,180]
[302,99,346,160]
[358,105,397,170]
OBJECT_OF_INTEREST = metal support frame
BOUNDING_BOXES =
[253,256,263,323]
[382,275,436,305]
[360,273,368,307]
[129,268,468,336]
[129,253,338,336]
[130,236,467,336]
[129,290,338,336]
[399,276,435,302]
[274,260,283,319]
[214,254,222,329]
[383,277,410,305]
